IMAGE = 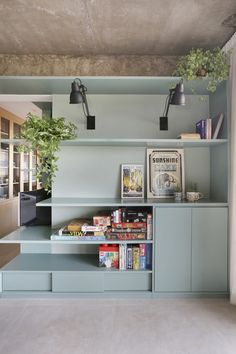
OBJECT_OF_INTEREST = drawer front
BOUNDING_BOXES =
[52,272,104,292]
[105,273,152,291]
[2,272,52,291]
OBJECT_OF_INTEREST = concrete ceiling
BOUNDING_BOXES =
[0,0,236,56]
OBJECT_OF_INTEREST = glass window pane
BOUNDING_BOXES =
[1,117,10,139]
[0,142,9,199]
[13,123,21,138]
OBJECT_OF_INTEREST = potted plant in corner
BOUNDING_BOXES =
[173,47,230,93]
[18,113,77,192]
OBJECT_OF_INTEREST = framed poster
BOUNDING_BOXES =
[147,149,185,198]
[121,164,144,198]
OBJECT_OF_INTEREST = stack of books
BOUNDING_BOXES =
[51,209,153,241]
[106,221,147,240]
[107,210,152,240]
[51,218,107,241]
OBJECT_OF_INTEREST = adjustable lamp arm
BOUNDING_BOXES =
[163,88,174,117]
[80,84,90,117]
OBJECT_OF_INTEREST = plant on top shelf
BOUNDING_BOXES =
[173,47,230,93]
[174,184,182,201]
[18,113,77,192]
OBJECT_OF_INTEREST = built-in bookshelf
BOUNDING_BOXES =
[0,76,229,296]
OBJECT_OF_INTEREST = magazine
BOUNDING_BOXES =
[147,149,185,198]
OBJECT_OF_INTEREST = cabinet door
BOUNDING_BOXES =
[192,207,228,292]
[155,207,191,292]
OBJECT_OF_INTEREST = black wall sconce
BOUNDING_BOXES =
[159,80,186,130]
[69,78,95,130]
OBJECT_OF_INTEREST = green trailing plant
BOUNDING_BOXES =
[174,47,230,93]
[18,113,77,192]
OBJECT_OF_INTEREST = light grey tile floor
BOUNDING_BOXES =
[0,298,236,354]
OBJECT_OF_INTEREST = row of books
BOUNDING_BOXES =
[196,118,212,139]
[178,113,224,140]
[111,209,152,240]
[119,243,152,270]
[112,208,148,223]
[51,209,152,241]
[196,113,224,139]
[99,243,152,270]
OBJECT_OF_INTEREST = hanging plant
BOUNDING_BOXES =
[173,47,230,93]
[18,113,77,192]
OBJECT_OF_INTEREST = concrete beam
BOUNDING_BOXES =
[0,55,178,76]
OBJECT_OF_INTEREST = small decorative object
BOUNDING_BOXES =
[186,182,204,201]
[147,149,185,198]
[174,184,182,201]
[186,191,204,202]
[18,113,77,192]
[174,47,230,93]
[121,164,144,198]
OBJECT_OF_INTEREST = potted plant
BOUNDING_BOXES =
[174,184,182,201]
[173,47,230,93]
[18,113,77,192]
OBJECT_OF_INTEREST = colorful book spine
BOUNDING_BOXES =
[139,244,146,270]
[205,118,212,139]
[147,214,152,240]
[111,228,147,233]
[119,244,127,270]
[51,235,106,241]
[132,246,140,270]
[61,230,83,236]
[196,119,206,139]
[106,233,146,240]
[126,245,133,269]
[111,222,147,229]
[81,225,107,232]
[146,243,152,269]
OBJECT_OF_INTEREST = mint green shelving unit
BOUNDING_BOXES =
[0,76,229,297]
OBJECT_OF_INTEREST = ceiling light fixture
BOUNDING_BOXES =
[69,78,95,130]
[159,79,186,131]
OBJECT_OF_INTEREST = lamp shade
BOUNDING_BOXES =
[69,80,83,104]
[170,81,186,106]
